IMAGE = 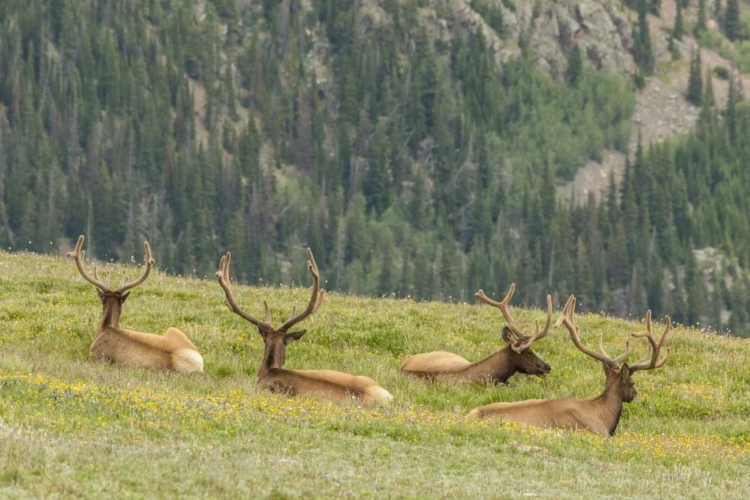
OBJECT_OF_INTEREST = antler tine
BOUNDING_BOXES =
[313,289,325,313]
[475,283,525,338]
[514,295,553,351]
[597,335,632,365]
[67,235,110,292]
[629,311,671,372]
[115,241,154,294]
[561,296,623,366]
[215,252,273,333]
[278,247,322,332]
[554,295,576,327]
[264,301,272,324]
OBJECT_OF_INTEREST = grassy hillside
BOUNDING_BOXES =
[0,250,748,498]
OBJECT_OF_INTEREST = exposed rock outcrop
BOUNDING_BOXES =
[440,0,634,80]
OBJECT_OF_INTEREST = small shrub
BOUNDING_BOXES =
[713,66,730,80]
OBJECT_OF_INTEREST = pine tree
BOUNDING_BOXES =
[728,279,749,337]
[724,0,741,41]
[565,44,583,86]
[684,251,704,327]
[694,0,707,37]
[412,240,434,301]
[725,70,742,143]
[362,119,392,215]
[709,274,724,332]
[376,228,396,297]
[466,236,490,296]
[633,0,655,74]
[673,0,684,40]
[686,48,703,106]
[438,240,462,301]
[700,67,716,122]
[398,245,413,298]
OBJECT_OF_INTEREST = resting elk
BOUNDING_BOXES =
[468,295,671,436]
[216,248,393,405]
[67,235,204,373]
[400,284,553,384]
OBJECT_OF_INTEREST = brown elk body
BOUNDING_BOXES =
[216,249,393,405]
[400,284,553,384]
[468,296,671,436]
[68,235,203,373]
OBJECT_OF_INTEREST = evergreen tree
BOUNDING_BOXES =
[724,0,741,41]
[376,227,396,296]
[674,0,684,40]
[362,119,392,215]
[694,0,707,37]
[565,44,583,87]
[687,48,703,106]
[709,274,724,332]
[438,240,462,301]
[633,0,655,74]
[684,252,704,327]
[725,71,742,143]
[728,279,749,337]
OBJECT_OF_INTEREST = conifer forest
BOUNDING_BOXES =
[1,0,750,337]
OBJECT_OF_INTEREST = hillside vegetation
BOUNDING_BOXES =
[0,250,748,498]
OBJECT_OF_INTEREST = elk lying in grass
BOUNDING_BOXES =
[216,248,393,405]
[468,296,671,436]
[399,284,553,384]
[68,235,203,373]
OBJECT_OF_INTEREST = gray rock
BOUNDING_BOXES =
[442,0,634,79]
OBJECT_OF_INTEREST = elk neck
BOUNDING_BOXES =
[590,369,626,436]
[257,335,287,380]
[461,348,517,383]
[99,294,123,330]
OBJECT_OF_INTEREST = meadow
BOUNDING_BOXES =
[0,249,748,499]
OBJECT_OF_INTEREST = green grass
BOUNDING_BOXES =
[0,250,749,498]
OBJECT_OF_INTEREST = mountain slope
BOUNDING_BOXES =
[1,0,750,335]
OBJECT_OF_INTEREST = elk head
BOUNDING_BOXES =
[475,284,553,378]
[216,248,324,379]
[560,295,671,403]
[67,235,154,327]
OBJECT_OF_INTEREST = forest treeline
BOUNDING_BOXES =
[1,0,749,336]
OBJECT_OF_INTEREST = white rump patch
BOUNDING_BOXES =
[367,386,394,404]
[173,349,204,374]
[466,408,481,419]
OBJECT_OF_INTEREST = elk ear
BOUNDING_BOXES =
[620,363,631,378]
[120,291,130,303]
[96,289,105,302]
[284,330,307,343]
[501,326,514,344]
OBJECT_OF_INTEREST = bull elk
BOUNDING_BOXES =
[468,295,671,436]
[67,235,204,373]
[399,284,553,384]
[216,248,393,405]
